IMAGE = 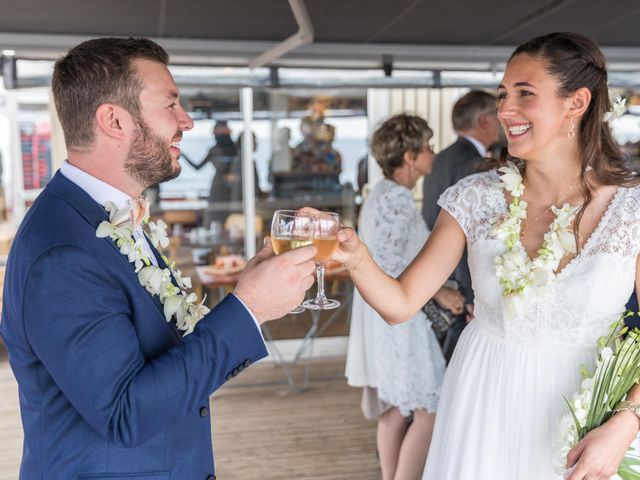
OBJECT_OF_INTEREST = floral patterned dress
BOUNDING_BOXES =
[345,178,446,417]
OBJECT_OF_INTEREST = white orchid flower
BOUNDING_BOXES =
[175,300,187,327]
[105,201,134,227]
[179,275,192,289]
[163,295,183,322]
[144,266,169,294]
[604,96,626,123]
[138,266,156,287]
[509,200,527,220]
[96,221,116,238]
[499,163,525,196]
[552,204,580,228]
[148,220,170,249]
[556,229,577,254]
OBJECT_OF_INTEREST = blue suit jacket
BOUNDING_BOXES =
[0,171,268,480]
[626,291,640,330]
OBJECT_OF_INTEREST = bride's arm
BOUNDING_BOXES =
[335,210,466,325]
[564,253,640,480]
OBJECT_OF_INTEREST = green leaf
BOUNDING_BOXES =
[562,396,583,438]
[579,365,590,379]
[618,454,640,479]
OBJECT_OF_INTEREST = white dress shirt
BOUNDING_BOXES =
[59,161,264,338]
[461,135,488,158]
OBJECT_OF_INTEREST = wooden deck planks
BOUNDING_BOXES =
[0,355,380,479]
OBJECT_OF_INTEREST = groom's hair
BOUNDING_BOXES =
[52,37,169,152]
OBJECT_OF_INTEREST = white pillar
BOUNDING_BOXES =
[240,87,256,259]
[366,89,390,189]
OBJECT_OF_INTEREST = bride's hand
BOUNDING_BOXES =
[295,208,368,271]
[334,227,367,270]
[564,411,639,480]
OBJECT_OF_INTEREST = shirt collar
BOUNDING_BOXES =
[461,135,487,158]
[60,160,133,209]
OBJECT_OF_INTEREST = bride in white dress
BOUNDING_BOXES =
[333,32,640,480]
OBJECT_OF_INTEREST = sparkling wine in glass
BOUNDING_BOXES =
[271,210,314,314]
[303,212,341,310]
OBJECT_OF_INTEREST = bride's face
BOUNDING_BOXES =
[497,54,573,161]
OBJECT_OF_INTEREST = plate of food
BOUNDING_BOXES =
[202,254,246,275]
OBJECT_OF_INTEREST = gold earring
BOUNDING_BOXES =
[568,116,575,139]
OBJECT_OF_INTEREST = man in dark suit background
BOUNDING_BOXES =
[0,37,317,480]
[422,90,501,362]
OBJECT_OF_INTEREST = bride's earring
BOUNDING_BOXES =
[568,116,575,139]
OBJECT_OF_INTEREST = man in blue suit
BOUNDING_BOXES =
[0,37,317,480]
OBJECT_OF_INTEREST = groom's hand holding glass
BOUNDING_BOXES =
[234,236,317,322]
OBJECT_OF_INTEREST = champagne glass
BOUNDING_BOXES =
[271,210,314,314]
[303,211,341,310]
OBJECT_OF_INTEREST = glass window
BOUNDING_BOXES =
[251,89,366,231]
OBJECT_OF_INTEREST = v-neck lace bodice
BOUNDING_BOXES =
[501,185,623,278]
[438,170,640,349]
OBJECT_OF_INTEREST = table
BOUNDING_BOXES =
[195,265,353,391]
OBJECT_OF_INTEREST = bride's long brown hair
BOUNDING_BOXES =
[507,32,639,246]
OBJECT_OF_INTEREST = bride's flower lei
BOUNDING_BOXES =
[490,162,580,319]
[96,199,209,335]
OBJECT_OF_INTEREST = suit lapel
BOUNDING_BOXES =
[46,171,182,342]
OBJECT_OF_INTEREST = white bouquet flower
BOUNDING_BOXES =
[554,312,640,479]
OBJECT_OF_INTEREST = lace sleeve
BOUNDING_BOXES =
[436,171,501,241]
[367,189,419,278]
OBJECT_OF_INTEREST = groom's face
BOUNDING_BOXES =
[124,59,194,188]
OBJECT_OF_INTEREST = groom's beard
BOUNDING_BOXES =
[124,118,181,189]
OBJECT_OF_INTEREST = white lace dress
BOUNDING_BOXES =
[423,170,640,480]
[345,179,446,417]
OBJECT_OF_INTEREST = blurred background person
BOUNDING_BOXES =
[236,130,265,200]
[421,90,501,362]
[183,120,238,224]
[291,100,343,174]
[345,114,465,480]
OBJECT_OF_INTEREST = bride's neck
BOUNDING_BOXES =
[522,160,583,203]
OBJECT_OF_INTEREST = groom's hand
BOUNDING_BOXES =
[234,238,316,323]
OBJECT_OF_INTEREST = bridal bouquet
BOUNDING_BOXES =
[554,312,640,479]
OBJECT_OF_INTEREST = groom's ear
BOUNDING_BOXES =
[95,103,131,142]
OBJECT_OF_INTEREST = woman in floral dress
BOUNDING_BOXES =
[334,32,640,480]
[345,114,465,480]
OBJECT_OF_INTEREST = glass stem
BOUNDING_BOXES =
[315,264,327,303]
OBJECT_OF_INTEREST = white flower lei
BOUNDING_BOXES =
[490,162,580,319]
[96,199,209,335]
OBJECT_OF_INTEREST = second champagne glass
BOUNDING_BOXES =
[270,210,314,314]
[303,212,341,310]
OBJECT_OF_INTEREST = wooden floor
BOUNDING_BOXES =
[0,351,381,480]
